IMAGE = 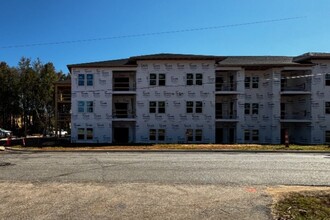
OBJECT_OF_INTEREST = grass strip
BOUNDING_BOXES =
[274,190,330,220]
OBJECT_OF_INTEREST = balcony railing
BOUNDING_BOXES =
[281,83,308,92]
[113,84,136,91]
[216,83,236,91]
[112,111,136,119]
[57,93,71,102]
[281,112,310,120]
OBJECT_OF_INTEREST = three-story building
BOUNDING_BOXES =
[68,53,330,144]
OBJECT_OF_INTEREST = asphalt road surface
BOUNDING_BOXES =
[0,152,329,185]
[0,151,329,219]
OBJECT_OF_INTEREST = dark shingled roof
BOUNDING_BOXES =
[219,56,298,66]
[67,58,134,71]
[293,52,330,62]
[129,53,225,61]
[67,53,225,71]
[67,52,330,71]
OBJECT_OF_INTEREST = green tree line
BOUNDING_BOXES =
[0,57,69,136]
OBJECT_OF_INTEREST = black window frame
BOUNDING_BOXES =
[186,101,194,113]
[325,131,330,144]
[252,103,259,115]
[86,74,93,86]
[78,128,85,140]
[195,129,203,141]
[195,101,203,113]
[149,129,156,141]
[158,101,166,114]
[158,129,165,141]
[187,73,194,85]
[245,77,250,89]
[326,102,330,114]
[252,76,259,88]
[326,73,330,86]
[245,103,250,115]
[149,101,157,113]
[78,74,85,86]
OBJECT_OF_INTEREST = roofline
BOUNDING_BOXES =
[293,53,330,62]
[218,63,314,67]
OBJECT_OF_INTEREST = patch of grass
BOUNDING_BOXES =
[7,144,330,151]
[274,191,330,220]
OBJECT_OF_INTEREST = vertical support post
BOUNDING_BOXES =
[54,83,58,137]
[285,129,289,148]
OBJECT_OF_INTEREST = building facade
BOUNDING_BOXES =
[68,53,330,144]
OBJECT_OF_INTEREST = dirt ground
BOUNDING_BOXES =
[0,181,272,220]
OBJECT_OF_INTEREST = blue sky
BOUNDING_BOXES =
[1,0,330,73]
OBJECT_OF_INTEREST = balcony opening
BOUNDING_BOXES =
[113,78,130,91]
[280,70,311,92]
[216,97,236,119]
[216,71,237,91]
[114,103,128,118]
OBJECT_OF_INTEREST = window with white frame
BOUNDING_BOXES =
[186,73,203,85]
[78,128,85,140]
[244,130,250,141]
[86,128,93,140]
[245,76,259,88]
[186,101,203,113]
[245,77,250,88]
[244,129,259,142]
[149,101,165,113]
[326,102,330,114]
[78,101,85,113]
[326,73,330,86]
[78,74,94,86]
[325,131,330,144]
[86,101,93,113]
[158,129,165,141]
[195,129,202,141]
[252,130,259,141]
[186,129,203,142]
[252,103,259,114]
[252,76,259,88]
[149,129,165,141]
[77,101,94,113]
[149,73,166,86]
[77,128,93,140]
[245,103,259,115]
[244,103,250,115]
[149,129,156,141]
[78,74,85,86]
[86,74,93,86]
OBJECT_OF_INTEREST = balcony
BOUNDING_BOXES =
[216,83,237,91]
[57,93,71,102]
[215,71,239,94]
[280,70,311,95]
[112,111,136,119]
[280,112,311,122]
[215,114,238,122]
[112,71,136,94]
[112,101,136,121]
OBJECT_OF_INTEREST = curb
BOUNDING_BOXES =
[4,147,330,154]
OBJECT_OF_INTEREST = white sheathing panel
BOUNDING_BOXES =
[71,68,113,143]
[135,60,216,143]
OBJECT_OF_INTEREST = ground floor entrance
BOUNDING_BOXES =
[113,127,129,144]
[216,125,236,144]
